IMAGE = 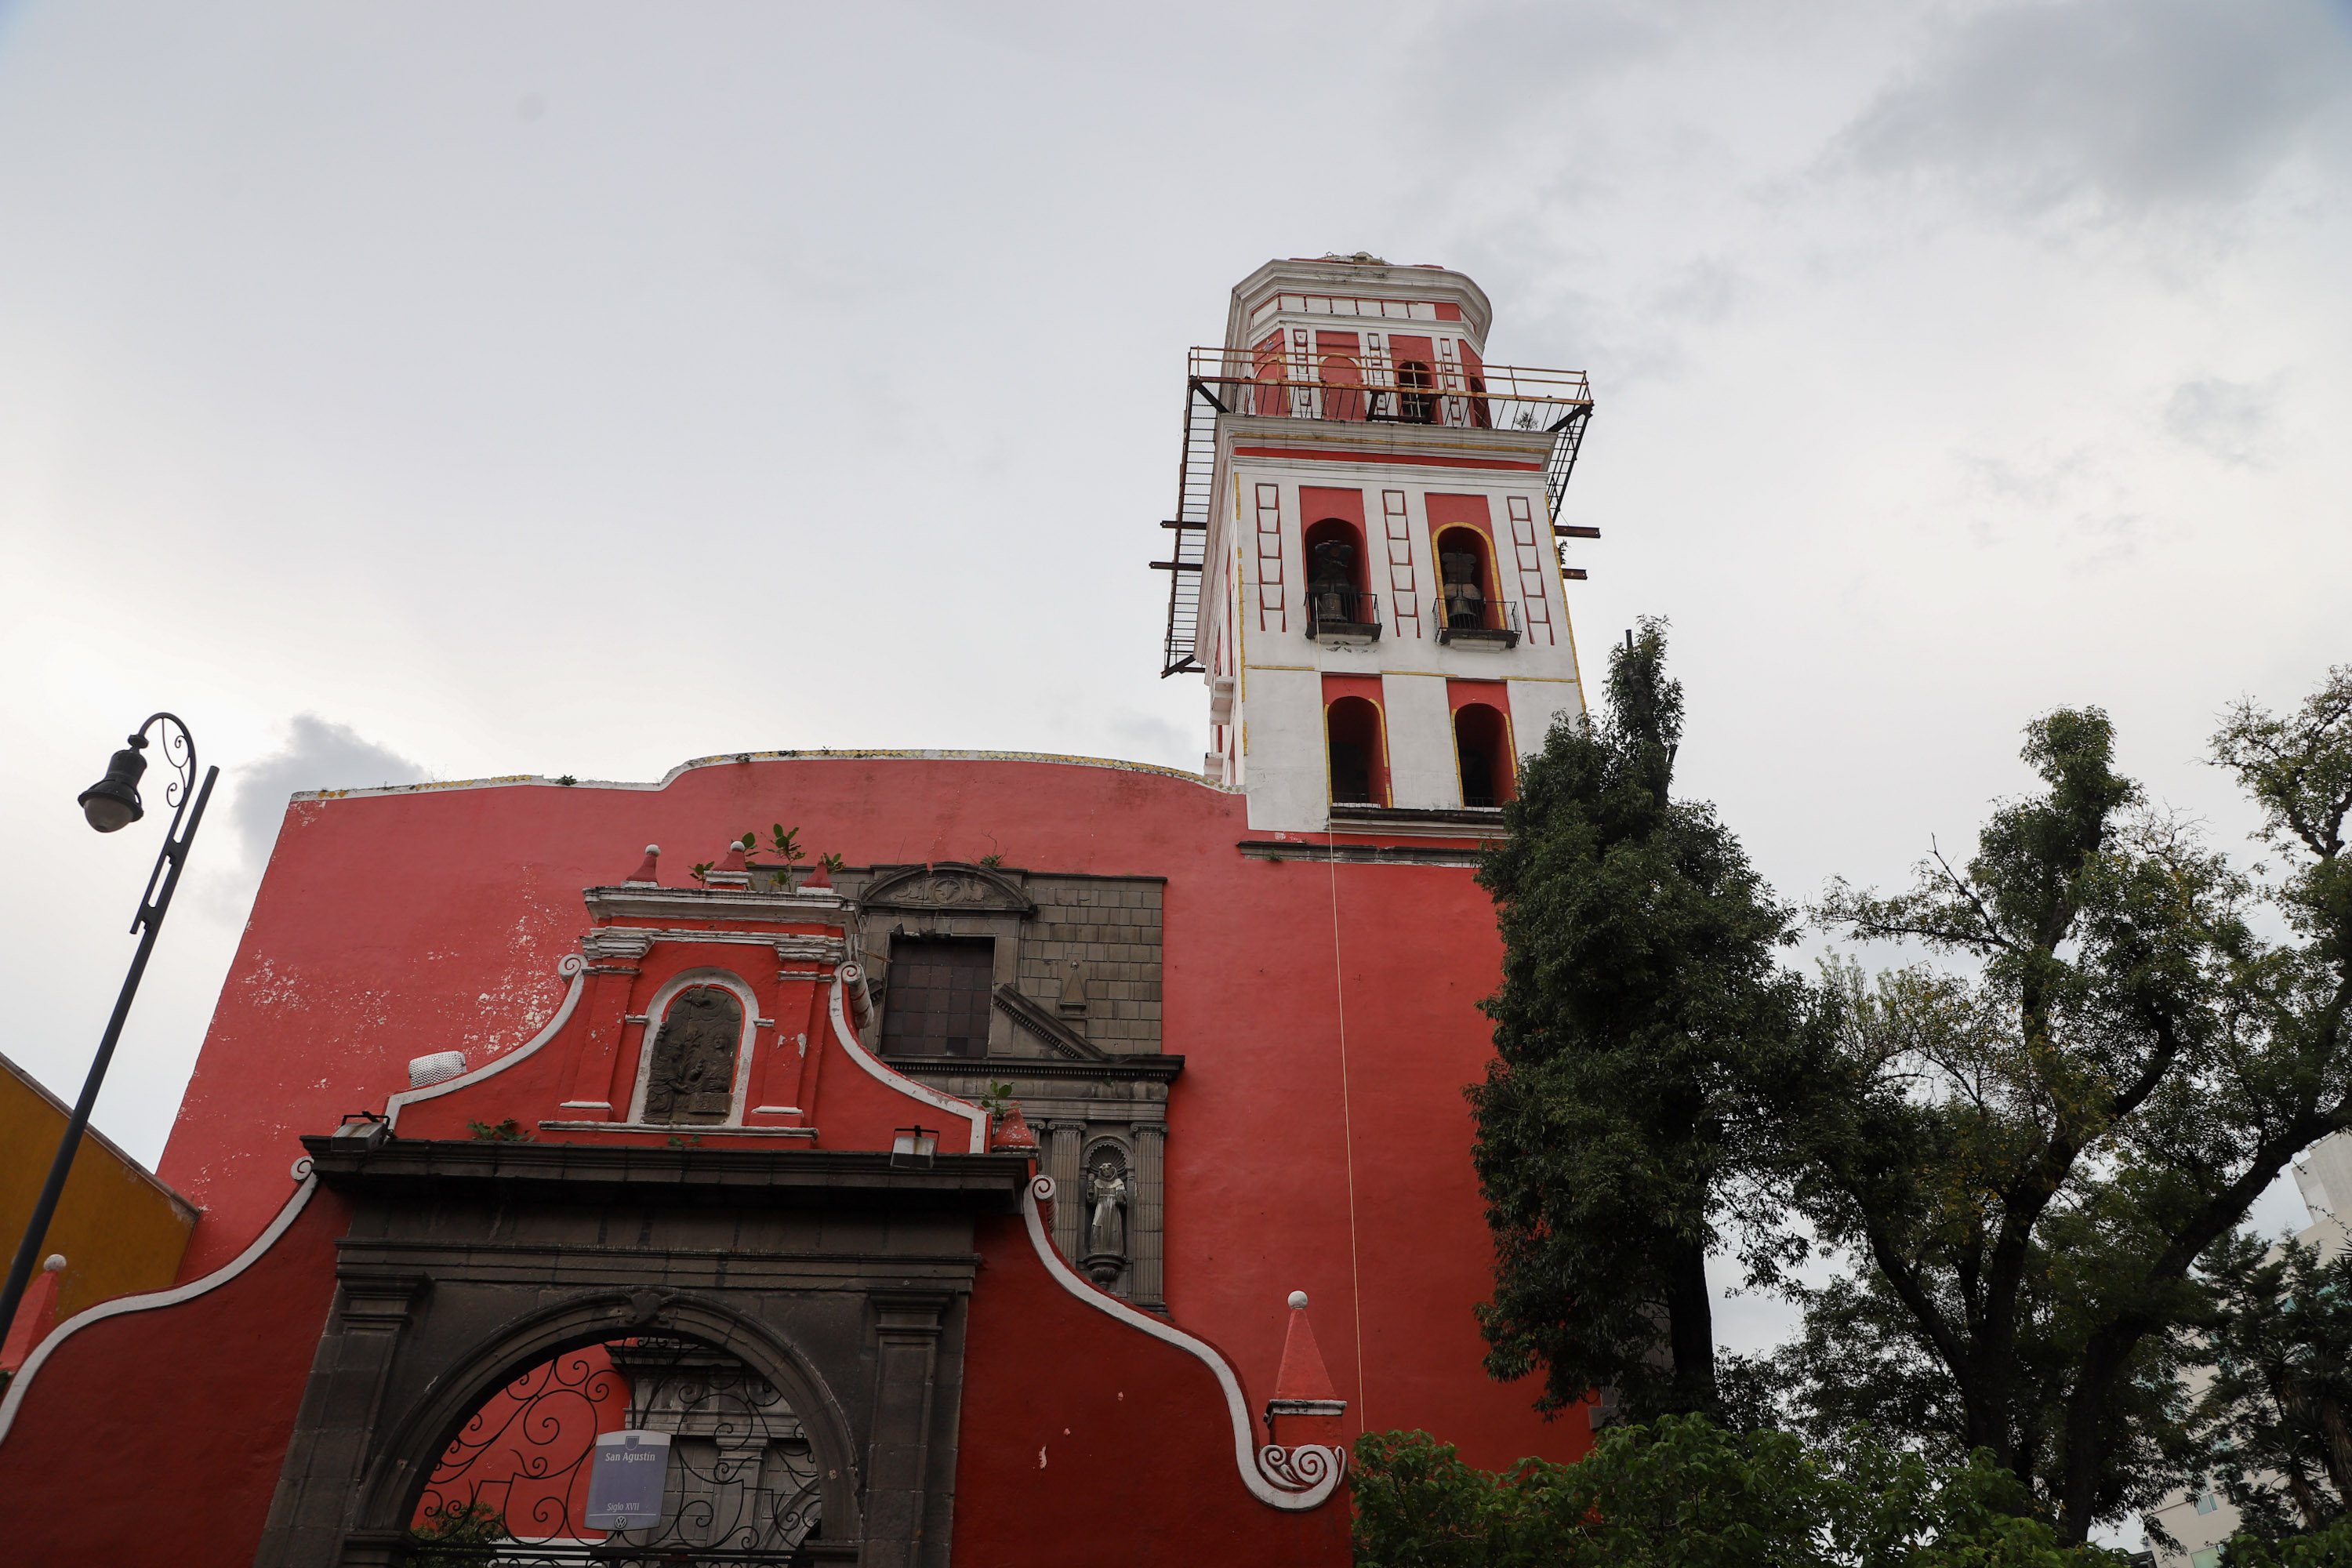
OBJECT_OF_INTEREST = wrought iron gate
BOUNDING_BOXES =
[401,1335,822,1566]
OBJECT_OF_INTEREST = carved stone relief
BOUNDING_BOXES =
[644,986,742,1124]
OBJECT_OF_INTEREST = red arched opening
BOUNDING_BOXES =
[1434,527,1499,630]
[1325,695,1388,807]
[1301,517,1368,593]
[1301,517,1374,635]
[1454,703,1515,808]
[1252,332,1287,416]
[1461,342,1493,429]
[1319,354,1367,422]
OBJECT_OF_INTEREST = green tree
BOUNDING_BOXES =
[1767,672,2352,1541]
[2194,1232,2352,1537]
[1350,1417,2123,1568]
[2220,1515,2352,1566]
[1469,620,1806,1421]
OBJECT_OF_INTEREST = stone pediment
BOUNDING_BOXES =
[858,863,1036,917]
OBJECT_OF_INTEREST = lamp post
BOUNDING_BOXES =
[0,715,217,1343]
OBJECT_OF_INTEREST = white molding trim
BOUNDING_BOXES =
[824,964,989,1154]
[0,1163,321,1450]
[1016,1175,1346,1509]
[385,956,587,1131]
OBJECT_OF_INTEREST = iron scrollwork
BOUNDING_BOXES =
[402,1335,823,1566]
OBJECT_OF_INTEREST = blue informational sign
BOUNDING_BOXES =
[583,1430,672,1530]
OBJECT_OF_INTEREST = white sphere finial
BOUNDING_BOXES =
[43,1254,66,1272]
[1287,1290,1308,1309]
[645,844,660,854]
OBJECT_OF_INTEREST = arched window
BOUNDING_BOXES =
[1454,702,1515,808]
[1434,527,1497,630]
[1326,695,1388,806]
[1395,360,1436,424]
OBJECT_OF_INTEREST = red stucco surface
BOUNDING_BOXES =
[0,1185,347,1566]
[0,753,1586,1561]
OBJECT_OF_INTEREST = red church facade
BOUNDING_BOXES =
[0,256,1598,1566]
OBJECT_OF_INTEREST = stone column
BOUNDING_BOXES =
[1130,1121,1167,1312]
[1045,1120,1084,1262]
[254,1266,430,1568]
[865,1290,950,1568]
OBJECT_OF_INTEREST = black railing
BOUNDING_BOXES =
[1306,584,1381,641]
[1433,597,1520,647]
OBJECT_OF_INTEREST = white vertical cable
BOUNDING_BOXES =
[1328,829,1367,1433]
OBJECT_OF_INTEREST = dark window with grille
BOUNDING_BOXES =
[880,937,993,1057]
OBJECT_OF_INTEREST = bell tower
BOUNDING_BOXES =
[1153,254,1598,836]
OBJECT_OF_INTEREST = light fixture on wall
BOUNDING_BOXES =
[890,1127,938,1171]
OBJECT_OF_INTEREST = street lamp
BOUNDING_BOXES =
[0,715,218,1345]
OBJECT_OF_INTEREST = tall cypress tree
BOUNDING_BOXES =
[1469,619,1802,1422]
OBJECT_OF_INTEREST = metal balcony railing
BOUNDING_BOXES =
[1305,583,1381,642]
[1434,596,1520,648]
[1187,347,1590,437]
[1156,346,1593,678]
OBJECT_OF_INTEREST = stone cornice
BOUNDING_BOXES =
[888,1054,1185,1086]
[583,885,848,926]
[581,927,848,964]
[300,1134,1032,1212]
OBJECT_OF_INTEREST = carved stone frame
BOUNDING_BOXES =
[253,1135,1020,1568]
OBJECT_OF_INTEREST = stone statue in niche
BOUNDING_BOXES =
[1081,1146,1129,1285]
[645,986,742,1124]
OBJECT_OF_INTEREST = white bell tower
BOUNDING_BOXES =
[1154,254,1598,837]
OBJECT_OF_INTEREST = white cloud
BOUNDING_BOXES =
[2162,376,2278,466]
[1842,0,2352,219]
[234,716,429,869]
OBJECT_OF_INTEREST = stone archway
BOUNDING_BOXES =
[387,1325,837,1563]
[252,1128,1023,1568]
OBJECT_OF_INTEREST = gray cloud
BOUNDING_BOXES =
[2163,376,2278,465]
[234,716,429,869]
[1842,0,2352,217]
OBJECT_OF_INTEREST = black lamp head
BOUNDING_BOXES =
[78,736,149,833]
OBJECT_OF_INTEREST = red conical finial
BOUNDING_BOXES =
[1264,1289,1347,1449]
[1275,1291,1339,1403]
[624,844,661,885]
[990,1102,1039,1155]
[717,837,749,873]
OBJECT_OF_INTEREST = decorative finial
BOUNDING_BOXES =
[1288,1290,1308,1309]
[42,1254,65,1273]
[624,844,660,885]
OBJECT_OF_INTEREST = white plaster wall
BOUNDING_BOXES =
[1241,666,1331,833]
[1382,673,1459,809]
[1504,678,1586,764]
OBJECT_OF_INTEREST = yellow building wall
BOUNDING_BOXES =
[0,1052,196,1321]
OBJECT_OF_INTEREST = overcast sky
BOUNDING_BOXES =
[4,0,2348,1406]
